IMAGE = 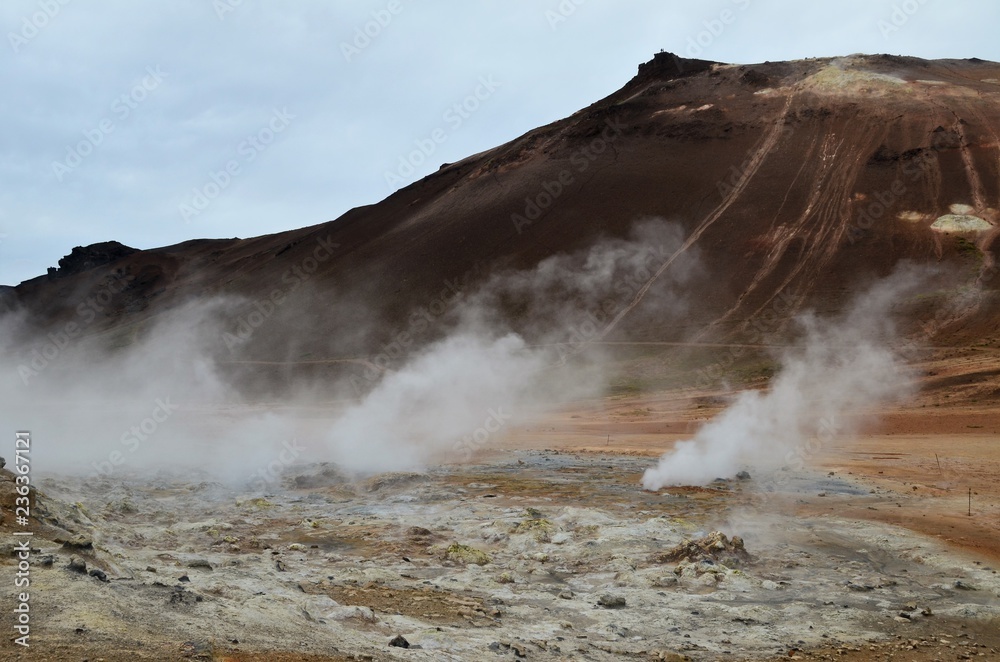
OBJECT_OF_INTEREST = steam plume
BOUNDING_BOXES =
[0,218,694,480]
[641,265,928,489]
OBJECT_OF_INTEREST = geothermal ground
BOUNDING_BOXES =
[5,50,1000,662]
[3,359,999,661]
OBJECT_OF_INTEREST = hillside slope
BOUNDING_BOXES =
[4,53,1000,385]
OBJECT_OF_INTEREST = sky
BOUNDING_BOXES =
[2,0,999,286]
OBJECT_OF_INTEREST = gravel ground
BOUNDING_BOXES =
[2,450,998,660]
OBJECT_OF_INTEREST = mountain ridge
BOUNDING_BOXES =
[5,52,1000,378]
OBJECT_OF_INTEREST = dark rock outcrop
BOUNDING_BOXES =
[50,241,137,278]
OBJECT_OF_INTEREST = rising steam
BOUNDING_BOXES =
[320,217,696,472]
[0,218,695,480]
[641,265,929,490]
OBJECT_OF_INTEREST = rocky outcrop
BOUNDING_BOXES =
[49,241,137,279]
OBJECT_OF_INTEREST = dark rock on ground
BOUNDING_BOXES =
[51,241,137,278]
[598,594,627,609]
[655,531,752,567]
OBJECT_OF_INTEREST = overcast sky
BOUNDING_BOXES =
[2,0,998,285]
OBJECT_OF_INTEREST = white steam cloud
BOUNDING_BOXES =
[323,332,544,473]
[641,265,928,490]
[320,217,696,473]
[0,218,694,481]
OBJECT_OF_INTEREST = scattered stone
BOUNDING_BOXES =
[178,639,214,658]
[37,555,54,567]
[489,640,527,656]
[954,580,978,590]
[107,498,138,514]
[325,606,377,622]
[512,509,554,541]
[238,497,275,510]
[146,566,157,573]
[407,526,432,537]
[388,634,409,648]
[88,568,108,582]
[652,575,678,588]
[61,535,94,551]
[551,532,571,545]
[186,559,213,570]
[696,572,719,587]
[301,595,340,622]
[735,470,751,480]
[597,594,626,609]
[364,472,427,492]
[558,590,574,599]
[846,576,895,591]
[497,571,514,584]
[67,556,87,573]
[655,531,751,567]
[444,543,491,566]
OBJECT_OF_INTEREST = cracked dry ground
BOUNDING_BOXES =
[1,445,999,661]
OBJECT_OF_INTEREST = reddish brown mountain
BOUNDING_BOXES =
[5,53,1000,387]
